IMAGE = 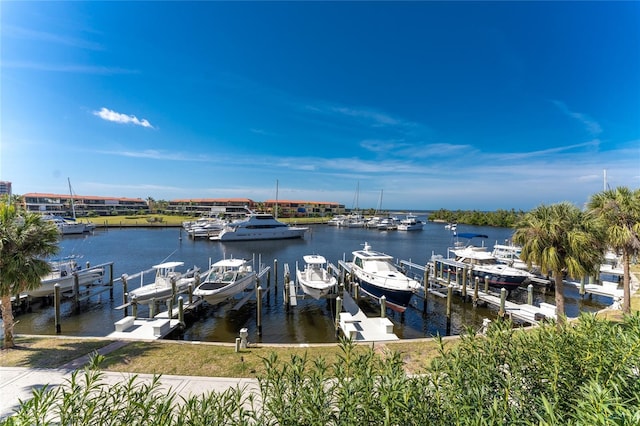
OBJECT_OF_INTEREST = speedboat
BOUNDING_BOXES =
[397,214,424,231]
[347,242,420,312]
[128,261,200,305]
[210,209,308,241]
[432,233,534,290]
[296,255,337,300]
[26,257,105,298]
[193,258,256,305]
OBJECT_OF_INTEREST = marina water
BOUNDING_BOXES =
[13,217,613,343]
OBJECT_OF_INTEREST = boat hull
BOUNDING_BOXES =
[194,274,256,305]
[213,228,307,241]
[351,273,415,313]
[433,258,529,290]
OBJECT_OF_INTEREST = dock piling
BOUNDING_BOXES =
[54,284,61,334]
[257,286,263,336]
[121,274,128,317]
[380,295,386,318]
[178,296,184,326]
[528,284,533,305]
[499,287,507,318]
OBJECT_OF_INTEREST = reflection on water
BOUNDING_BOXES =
[10,218,616,343]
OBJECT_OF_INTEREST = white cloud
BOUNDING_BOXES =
[551,100,602,136]
[93,107,153,128]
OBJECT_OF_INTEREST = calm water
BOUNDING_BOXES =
[12,217,613,344]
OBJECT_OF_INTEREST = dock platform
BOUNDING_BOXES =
[338,290,398,342]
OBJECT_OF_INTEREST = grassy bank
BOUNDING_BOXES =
[83,214,330,227]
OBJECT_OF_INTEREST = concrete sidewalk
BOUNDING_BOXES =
[0,339,260,421]
[0,366,259,420]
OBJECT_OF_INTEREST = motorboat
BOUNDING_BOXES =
[432,233,534,290]
[397,214,424,231]
[26,257,105,298]
[127,261,200,305]
[296,255,338,300]
[347,242,420,312]
[210,209,308,241]
[193,258,256,305]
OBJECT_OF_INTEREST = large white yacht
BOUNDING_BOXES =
[210,209,308,241]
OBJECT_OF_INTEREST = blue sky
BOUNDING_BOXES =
[1,1,638,211]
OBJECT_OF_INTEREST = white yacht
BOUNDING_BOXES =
[210,209,308,241]
[347,242,420,313]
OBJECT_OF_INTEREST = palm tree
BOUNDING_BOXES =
[513,202,605,326]
[587,187,640,314]
[0,204,60,349]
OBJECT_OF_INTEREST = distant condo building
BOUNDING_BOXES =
[19,193,346,218]
[22,193,149,216]
[0,181,12,197]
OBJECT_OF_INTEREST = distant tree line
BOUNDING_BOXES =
[428,208,526,227]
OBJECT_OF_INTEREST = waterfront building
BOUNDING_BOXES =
[22,193,149,216]
[262,199,346,218]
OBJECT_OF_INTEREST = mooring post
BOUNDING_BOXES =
[462,267,468,290]
[54,283,61,334]
[178,296,184,326]
[121,274,128,317]
[484,276,490,293]
[380,295,386,318]
[461,270,467,301]
[335,296,342,334]
[257,286,263,336]
[580,276,586,296]
[423,264,430,313]
[438,261,443,279]
[528,284,534,305]
[446,284,453,319]
[354,282,359,300]
[274,259,278,289]
[149,299,155,319]
[284,271,290,309]
[473,277,479,306]
[73,272,80,314]
[188,283,193,304]
[132,300,138,318]
[167,298,173,320]
[109,263,114,299]
[499,287,507,319]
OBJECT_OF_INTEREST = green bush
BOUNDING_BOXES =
[3,315,640,425]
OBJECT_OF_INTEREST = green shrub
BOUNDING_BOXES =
[4,315,639,425]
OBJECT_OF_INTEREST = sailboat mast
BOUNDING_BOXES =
[275,179,279,220]
[68,177,76,220]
